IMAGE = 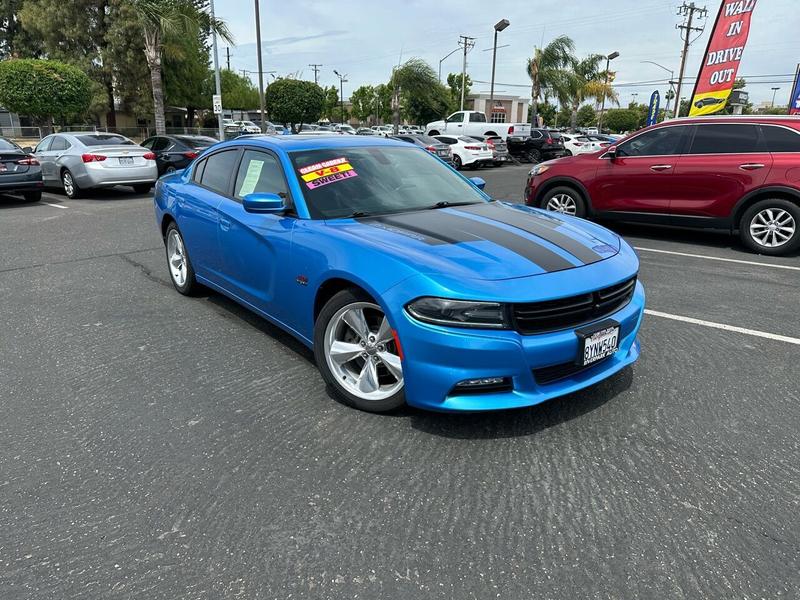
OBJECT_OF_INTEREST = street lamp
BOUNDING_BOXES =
[771,87,781,107]
[254,0,266,132]
[333,70,348,125]
[641,60,675,120]
[208,0,224,140]
[488,19,510,120]
[438,47,461,83]
[597,51,619,133]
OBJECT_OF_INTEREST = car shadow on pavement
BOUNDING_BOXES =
[406,366,634,440]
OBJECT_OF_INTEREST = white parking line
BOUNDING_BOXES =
[645,309,800,346]
[635,246,800,272]
[42,202,68,210]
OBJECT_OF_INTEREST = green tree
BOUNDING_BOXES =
[390,58,440,132]
[264,78,324,132]
[320,85,338,121]
[446,72,471,107]
[0,59,92,129]
[538,101,556,127]
[130,0,231,134]
[373,83,393,123]
[0,0,40,59]
[163,16,211,126]
[576,104,597,127]
[563,53,617,130]
[349,84,375,124]
[214,69,259,110]
[404,82,453,125]
[526,35,575,127]
[603,108,639,133]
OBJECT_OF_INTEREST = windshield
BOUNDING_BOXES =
[77,134,133,146]
[289,146,487,219]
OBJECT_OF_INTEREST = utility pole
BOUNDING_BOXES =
[309,64,322,85]
[253,0,266,132]
[458,35,475,111]
[209,0,224,140]
[333,70,348,124]
[225,47,231,71]
[771,87,780,107]
[674,2,708,118]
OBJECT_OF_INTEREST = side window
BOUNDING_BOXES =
[233,150,289,200]
[140,138,155,149]
[192,158,207,183]
[469,112,487,123]
[50,136,69,151]
[760,125,800,153]
[151,138,169,151]
[200,150,240,194]
[439,136,456,144]
[35,137,53,153]
[689,124,761,154]
[446,113,464,124]
[618,126,688,157]
[530,130,543,139]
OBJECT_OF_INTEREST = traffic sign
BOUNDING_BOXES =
[212,94,222,115]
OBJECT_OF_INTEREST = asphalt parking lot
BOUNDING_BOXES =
[1,170,799,599]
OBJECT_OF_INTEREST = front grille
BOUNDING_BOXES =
[511,277,636,334]
[533,356,611,385]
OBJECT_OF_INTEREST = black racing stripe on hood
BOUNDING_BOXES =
[368,211,576,273]
[455,202,604,265]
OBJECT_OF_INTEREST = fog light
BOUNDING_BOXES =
[451,376,512,395]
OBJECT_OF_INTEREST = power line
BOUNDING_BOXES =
[309,63,322,85]
[458,35,476,110]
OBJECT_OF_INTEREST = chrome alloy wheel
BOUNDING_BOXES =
[62,172,75,197]
[749,208,796,248]
[546,193,577,215]
[324,302,403,402]
[166,229,187,286]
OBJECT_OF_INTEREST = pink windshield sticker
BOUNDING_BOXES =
[305,169,358,189]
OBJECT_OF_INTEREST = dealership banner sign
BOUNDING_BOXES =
[790,64,800,115]
[689,0,757,116]
[647,91,661,126]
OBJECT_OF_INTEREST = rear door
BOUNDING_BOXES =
[672,123,772,218]
[590,125,690,213]
[215,149,296,319]
[33,136,55,181]
[760,123,800,192]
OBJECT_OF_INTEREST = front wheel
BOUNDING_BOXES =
[541,186,586,218]
[314,289,405,413]
[164,223,198,295]
[739,199,800,255]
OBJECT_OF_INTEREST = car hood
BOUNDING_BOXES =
[325,201,620,281]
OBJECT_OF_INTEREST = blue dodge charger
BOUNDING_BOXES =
[154,135,644,413]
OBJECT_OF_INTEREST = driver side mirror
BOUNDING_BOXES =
[242,192,286,214]
[605,145,618,160]
[469,176,486,190]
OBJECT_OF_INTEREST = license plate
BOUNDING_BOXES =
[576,320,620,367]
[119,157,134,166]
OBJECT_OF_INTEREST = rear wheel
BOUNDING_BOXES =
[541,186,586,218]
[564,150,573,156]
[22,190,42,202]
[526,149,542,163]
[453,154,463,170]
[164,166,177,175]
[314,289,405,413]
[133,183,151,194]
[739,199,800,255]
[62,170,81,199]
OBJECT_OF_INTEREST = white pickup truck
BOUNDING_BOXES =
[426,111,531,141]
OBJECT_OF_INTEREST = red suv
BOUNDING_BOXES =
[524,116,800,255]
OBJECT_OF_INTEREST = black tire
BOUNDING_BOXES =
[453,154,463,170]
[133,183,152,194]
[61,169,81,199]
[313,288,405,413]
[164,222,199,295]
[540,185,587,218]
[428,130,440,136]
[22,190,42,202]
[164,166,177,175]
[564,150,573,156]
[739,198,800,256]
[525,149,542,163]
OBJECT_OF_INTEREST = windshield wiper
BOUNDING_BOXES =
[348,211,371,218]
[425,201,481,210]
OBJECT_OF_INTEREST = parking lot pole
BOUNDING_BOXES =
[209,0,224,141]
[597,51,619,133]
[254,0,266,132]
[489,20,510,119]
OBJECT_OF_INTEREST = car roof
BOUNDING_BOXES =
[655,115,800,126]
[209,134,411,153]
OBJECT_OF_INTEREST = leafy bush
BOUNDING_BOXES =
[265,79,325,132]
[0,59,92,120]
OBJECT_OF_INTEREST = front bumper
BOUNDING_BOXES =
[392,281,644,412]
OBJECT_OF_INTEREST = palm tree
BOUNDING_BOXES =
[131,0,232,134]
[390,58,441,133]
[564,54,619,130]
[526,35,575,127]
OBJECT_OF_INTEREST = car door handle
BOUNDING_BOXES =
[219,217,231,231]
[650,165,673,172]
[739,163,765,171]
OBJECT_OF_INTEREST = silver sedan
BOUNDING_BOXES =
[34,132,158,198]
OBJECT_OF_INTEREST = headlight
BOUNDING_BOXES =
[530,164,550,177]
[406,297,509,329]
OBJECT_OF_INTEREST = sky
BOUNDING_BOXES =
[213,0,800,108]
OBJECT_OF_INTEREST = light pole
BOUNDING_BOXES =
[209,0,224,140]
[641,60,675,120]
[438,47,460,83]
[488,19,510,120]
[771,87,781,107]
[254,0,266,132]
[597,51,619,133]
[333,70,348,125]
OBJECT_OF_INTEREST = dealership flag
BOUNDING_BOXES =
[689,0,757,116]
[790,64,800,115]
[647,91,661,126]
